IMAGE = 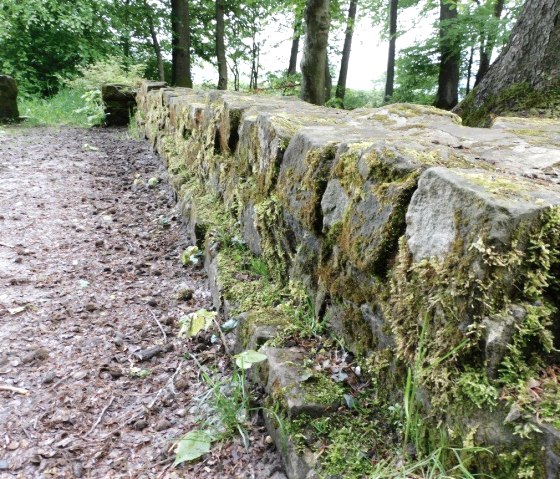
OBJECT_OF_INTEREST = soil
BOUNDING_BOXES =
[0,126,285,479]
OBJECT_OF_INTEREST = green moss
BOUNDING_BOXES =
[385,102,462,123]
[254,195,290,283]
[460,82,560,128]
[301,372,345,406]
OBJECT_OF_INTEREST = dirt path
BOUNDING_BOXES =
[0,127,283,479]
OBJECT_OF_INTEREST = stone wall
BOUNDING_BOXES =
[102,84,138,126]
[0,75,19,122]
[135,81,560,478]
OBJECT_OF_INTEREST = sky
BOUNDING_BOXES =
[192,6,435,91]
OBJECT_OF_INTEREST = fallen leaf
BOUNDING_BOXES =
[178,309,216,338]
[8,306,26,315]
[174,430,213,466]
[234,350,267,370]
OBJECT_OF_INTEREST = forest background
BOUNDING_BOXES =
[0,0,524,123]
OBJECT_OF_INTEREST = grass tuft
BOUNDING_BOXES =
[18,89,94,127]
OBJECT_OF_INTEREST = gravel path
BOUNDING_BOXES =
[0,126,283,479]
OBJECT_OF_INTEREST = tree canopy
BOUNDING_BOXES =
[0,0,555,121]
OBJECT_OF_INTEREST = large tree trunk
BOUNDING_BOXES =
[216,0,228,90]
[335,0,358,103]
[384,0,398,102]
[474,0,505,86]
[434,0,460,110]
[171,0,192,87]
[288,15,302,75]
[456,0,560,126]
[300,0,331,106]
[144,0,165,82]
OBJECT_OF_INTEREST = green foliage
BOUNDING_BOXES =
[72,89,105,127]
[392,43,439,105]
[18,88,94,127]
[341,88,384,109]
[0,0,118,95]
[66,56,145,91]
[265,71,302,97]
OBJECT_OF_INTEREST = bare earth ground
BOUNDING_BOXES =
[0,127,284,479]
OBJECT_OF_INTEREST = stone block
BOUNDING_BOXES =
[406,167,560,262]
[102,84,136,126]
[0,75,19,121]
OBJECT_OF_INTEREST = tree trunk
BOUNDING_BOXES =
[466,44,474,94]
[325,52,332,101]
[456,0,560,126]
[434,0,460,110]
[384,0,398,102]
[335,0,358,102]
[300,0,331,105]
[144,0,165,82]
[123,0,130,59]
[216,0,228,90]
[288,14,302,75]
[474,0,505,86]
[171,0,192,87]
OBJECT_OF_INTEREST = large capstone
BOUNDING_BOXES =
[0,75,19,122]
[102,84,137,126]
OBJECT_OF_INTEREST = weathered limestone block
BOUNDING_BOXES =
[263,410,318,479]
[260,346,343,418]
[406,167,560,262]
[102,84,136,126]
[0,75,19,121]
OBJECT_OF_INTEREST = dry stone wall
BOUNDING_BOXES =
[0,75,19,122]
[135,81,560,478]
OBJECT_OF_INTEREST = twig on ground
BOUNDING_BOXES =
[156,460,173,479]
[84,396,115,437]
[148,360,184,409]
[0,384,29,395]
[149,309,167,343]
[212,317,230,355]
[91,361,186,442]
[0,242,15,249]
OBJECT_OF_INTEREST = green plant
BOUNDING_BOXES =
[18,88,94,127]
[174,350,267,466]
[72,88,104,126]
[66,56,145,91]
[130,367,151,379]
[291,288,325,339]
[248,257,270,281]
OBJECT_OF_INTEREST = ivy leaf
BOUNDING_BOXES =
[174,430,213,466]
[181,245,202,266]
[234,350,267,370]
[178,309,217,338]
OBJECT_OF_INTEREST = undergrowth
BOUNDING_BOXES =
[18,89,93,127]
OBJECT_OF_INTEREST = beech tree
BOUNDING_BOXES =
[474,0,505,85]
[300,0,331,105]
[288,12,304,75]
[434,0,461,109]
[216,0,228,90]
[171,0,192,87]
[335,0,358,102]
[457,0,560,125]
[384,0,398,102]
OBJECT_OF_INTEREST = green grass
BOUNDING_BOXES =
[18,89,94,127]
